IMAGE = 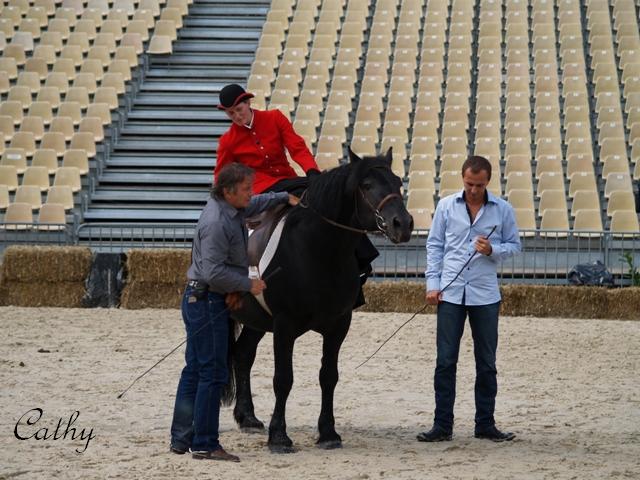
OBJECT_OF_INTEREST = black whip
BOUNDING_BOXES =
[355,225,497,369]
[117,266,282,399]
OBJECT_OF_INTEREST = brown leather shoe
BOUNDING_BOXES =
[192,448,240,462]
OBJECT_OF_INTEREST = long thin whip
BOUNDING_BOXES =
[355,304,428,369]
[117,267,281,399]
[355,225,497,370]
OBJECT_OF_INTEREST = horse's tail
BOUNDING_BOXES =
[220,318,241,406]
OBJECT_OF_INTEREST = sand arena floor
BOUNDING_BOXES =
[0,307,638,479]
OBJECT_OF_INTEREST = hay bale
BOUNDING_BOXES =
[500,285,555,317]
[500,285,609,319]
[362,283,617,319]
[1,246,92,282]
[0,281,86,307]
[554,287,608,318]
[362,281,436,314]
[126,249,190,283]
[121,281,183,309]
[605,288,640,320]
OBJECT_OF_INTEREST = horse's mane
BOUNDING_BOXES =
[288,155,391,224]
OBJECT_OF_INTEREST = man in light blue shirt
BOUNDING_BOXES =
[417,156,521,443]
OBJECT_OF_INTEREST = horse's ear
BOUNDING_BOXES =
[348,146,361,163]
[384,147,393,166]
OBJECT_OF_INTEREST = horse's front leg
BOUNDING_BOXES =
[233,326,266,432]
[317,313,352,449]
[268,316,296,453]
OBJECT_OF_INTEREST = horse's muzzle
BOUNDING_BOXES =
[386,212,414,243]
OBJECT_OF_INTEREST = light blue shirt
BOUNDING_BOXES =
[426,190,521,305]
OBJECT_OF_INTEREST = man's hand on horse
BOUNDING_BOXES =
[225,292,244,310]
[288,194,300,206]
[426,290,442,305]
[250,278,267,295]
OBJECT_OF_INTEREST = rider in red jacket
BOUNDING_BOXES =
[214,84,320,194]
[214,84,377,307]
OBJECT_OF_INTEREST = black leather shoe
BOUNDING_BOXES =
[474,425,516,442]
[169,445,188,455]
[416,426,452,442]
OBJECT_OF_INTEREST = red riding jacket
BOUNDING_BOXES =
[215,109,319,194]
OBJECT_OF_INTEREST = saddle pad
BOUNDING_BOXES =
[249,213,287,316]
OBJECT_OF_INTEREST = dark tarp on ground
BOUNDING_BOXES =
[83,253,126,307]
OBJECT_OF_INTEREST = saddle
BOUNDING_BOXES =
[246,203,290,268]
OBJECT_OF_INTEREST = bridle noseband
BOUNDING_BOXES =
[358,190,403,234]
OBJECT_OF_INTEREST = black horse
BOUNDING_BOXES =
[227,148,414,453]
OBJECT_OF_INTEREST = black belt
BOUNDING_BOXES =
[187,280,207,289]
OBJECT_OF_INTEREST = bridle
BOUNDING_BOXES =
[358,190,402,234]
[298,170,402,237]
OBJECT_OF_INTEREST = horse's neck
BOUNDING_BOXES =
[296,212,363,258]
[298,176,364,256]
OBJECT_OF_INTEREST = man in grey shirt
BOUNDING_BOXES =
[170,162,297,462]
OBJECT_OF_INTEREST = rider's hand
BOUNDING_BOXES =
[288,194,299,206]
[250,278,266,295]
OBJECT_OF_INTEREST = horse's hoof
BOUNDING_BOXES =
[237,416,265,433]
[268,444,297,454]
[316,439,342,450]
[240,425,265,434]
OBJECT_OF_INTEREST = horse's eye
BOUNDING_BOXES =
[362,181,372,190]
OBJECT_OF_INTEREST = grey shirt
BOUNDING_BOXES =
[186,191,290,293]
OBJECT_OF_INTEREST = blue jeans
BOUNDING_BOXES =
[433,301,500,432]
[170,287,229,452]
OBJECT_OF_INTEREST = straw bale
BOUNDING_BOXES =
[500,285,608,318]
[120,281,183,309]
[0,281,86,307]
[604,288,640,320]
[126,249,190,284]
[1,246,92,282]
[361,281,436,314]
[360,283,626,319]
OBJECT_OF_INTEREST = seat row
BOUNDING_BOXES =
[1,200,68,230]
[0,182,75,211]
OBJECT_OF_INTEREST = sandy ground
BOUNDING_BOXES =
[0,307,638,480]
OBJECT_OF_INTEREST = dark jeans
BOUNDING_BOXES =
[433,301,501,432]
[170,287,229,452]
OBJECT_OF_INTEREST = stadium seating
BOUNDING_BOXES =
[3,0,638,238]
[243,0,639,234]
[0,0,190,228]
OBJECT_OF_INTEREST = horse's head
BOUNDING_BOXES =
[347,147,414,243]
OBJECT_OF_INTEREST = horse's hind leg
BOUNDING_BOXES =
[233,326,266,432]
[268,317,297,453]
[317,314,352,449]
